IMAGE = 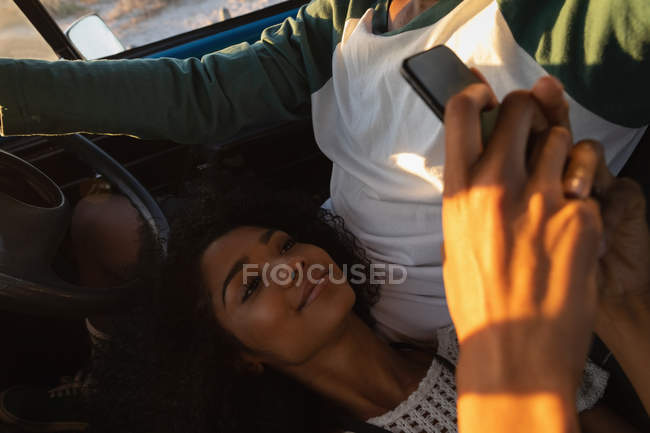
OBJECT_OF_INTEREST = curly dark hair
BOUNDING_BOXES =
[87,174,381,433]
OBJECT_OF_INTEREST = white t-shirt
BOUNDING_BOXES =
[314,0,646,344]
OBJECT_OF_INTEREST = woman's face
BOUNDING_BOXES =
[200,226,356,366]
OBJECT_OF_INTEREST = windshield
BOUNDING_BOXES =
[41,0,287,51]
[0,0,57,60]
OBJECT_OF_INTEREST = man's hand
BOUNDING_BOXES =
[443,76,601,386]
[596,175,650,328]
[442,75,603,433]
[560,136,650,330]
[568,143,650,412]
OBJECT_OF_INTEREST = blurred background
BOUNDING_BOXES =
[0,0,284,59]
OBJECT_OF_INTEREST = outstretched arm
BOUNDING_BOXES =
[0,0,342,144]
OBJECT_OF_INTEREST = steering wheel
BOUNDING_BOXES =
[0,134,169,317]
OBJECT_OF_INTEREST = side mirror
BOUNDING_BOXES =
[65,14,125,60]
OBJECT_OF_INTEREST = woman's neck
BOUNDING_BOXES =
[279,315,432,420]
[388,0,439,31]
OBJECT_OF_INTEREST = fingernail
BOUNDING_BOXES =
[564,169,589,199]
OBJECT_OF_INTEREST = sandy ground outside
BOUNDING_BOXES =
[0,1,58,59]
[0,0,284,59]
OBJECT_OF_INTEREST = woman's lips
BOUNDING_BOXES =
[298,272,328,310]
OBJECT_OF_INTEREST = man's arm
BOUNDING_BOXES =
[458,373,579,433]
[442,75,603,433]
[593,175,650,412]
[597,296,650,413]
[498,0,650,129]
[0,0,346,144]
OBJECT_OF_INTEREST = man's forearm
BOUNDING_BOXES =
[0,42,310,143]
[456,341,581,433]
[458,393,579,433]
[596,292,650,413]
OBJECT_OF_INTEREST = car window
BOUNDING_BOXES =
[0,1,57,60]
[41,0,289,53]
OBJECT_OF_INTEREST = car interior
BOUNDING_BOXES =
[0,0,648,431]
[1,0,330,417]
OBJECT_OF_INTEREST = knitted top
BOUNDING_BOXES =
[359,327,609,433]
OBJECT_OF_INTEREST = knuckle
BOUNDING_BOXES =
[539,75,564,92]
[528,184,554,204]
[502,91,548,125]
[534,75,565,102]
[527,190,552,220]
[573,139,603,158]
[559,98,569,113]
[553,92,569,112]
[501,90,532,109]
[547,126,572,145]
[447,92,477,115]
[473,82,493,99]
[564,200,585,217]
[542,132,567,156]
[490,187,511,215]
[565,200,602,232]
[470,182,509,216]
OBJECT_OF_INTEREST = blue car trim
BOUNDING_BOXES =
[146,8,300,59]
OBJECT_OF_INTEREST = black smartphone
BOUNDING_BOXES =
[401,45,499,141]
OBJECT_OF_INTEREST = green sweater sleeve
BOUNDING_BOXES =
[499,0,650,128]
[0,0,343,144]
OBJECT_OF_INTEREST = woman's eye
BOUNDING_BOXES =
[281,238,296,254]
[242,276,261,302]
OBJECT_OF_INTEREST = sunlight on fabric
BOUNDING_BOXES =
[427,0,504,67]
[391,153,444,191]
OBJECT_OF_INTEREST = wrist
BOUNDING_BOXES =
[458,392,579,433]
[457,332,580,433]
[457,328,579,398]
